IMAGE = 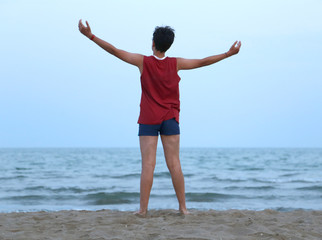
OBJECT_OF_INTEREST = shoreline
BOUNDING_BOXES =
[1,209,321,240]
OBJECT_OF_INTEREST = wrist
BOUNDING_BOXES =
[89,34,95,40]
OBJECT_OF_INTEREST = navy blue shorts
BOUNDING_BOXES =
[138,118,180,136]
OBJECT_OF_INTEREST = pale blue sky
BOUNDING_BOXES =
[1,0,322,147]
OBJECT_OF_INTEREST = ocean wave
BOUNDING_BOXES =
[93,172,173,179]
[15,167,32,171]
[185,192,247,202]
[30,186,106,193]
[84,192,140,205]
[0,175,27,180]
[296,185,322,192]
[224,186,276,191]
[0,194,76,203]
[4,186,108,194]
[249,178,321,184]
[211,176,247,183]
[278,173,299,177]
[93,173,141,179]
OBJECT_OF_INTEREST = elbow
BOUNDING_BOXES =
[109,47,117,56]
[200,58,210,67]
[103,45,117,56]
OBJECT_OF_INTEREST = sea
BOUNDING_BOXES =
[0,148,321,213]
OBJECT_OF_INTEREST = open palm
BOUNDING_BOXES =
[78,19,92,38]
[228,41,242,56]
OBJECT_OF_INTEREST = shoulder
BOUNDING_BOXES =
[143,55,154,61]
[168,57,179,67]
[166,57,178,64]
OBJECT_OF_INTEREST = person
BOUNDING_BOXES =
[78,20,241,216]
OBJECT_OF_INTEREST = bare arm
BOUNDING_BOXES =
[78,19,143,73]
[177,41,241,71]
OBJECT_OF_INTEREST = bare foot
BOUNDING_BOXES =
[133,210,147,217]
[179,208,190,215]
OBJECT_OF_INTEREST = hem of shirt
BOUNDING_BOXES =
[138,116,179,125]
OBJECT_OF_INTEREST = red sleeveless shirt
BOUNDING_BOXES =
[138,56,181,124]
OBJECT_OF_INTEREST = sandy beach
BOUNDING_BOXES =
[0,209,321,240]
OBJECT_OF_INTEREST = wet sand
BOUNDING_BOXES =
[0,209,322,240]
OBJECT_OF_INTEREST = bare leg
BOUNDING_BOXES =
[136,136,158,215]
[161,134,188,214]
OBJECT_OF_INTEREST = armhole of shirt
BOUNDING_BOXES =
[174,57,178,72]
[174,58,181,81]
[140,56,147,77]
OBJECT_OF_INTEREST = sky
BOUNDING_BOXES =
[1,0,322,148]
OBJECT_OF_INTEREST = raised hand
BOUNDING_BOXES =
[227,41,242,56]
[78,19,93,39]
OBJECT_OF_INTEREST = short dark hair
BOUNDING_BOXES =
[153,26,175,53]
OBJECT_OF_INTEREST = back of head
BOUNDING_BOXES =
[153,26,175,53]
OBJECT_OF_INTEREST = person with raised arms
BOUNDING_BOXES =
[78,19,241,216]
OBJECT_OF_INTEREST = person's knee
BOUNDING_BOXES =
[142,161,156,172]
[167,160,182,174]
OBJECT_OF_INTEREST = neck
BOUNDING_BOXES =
[153,50,165,59]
